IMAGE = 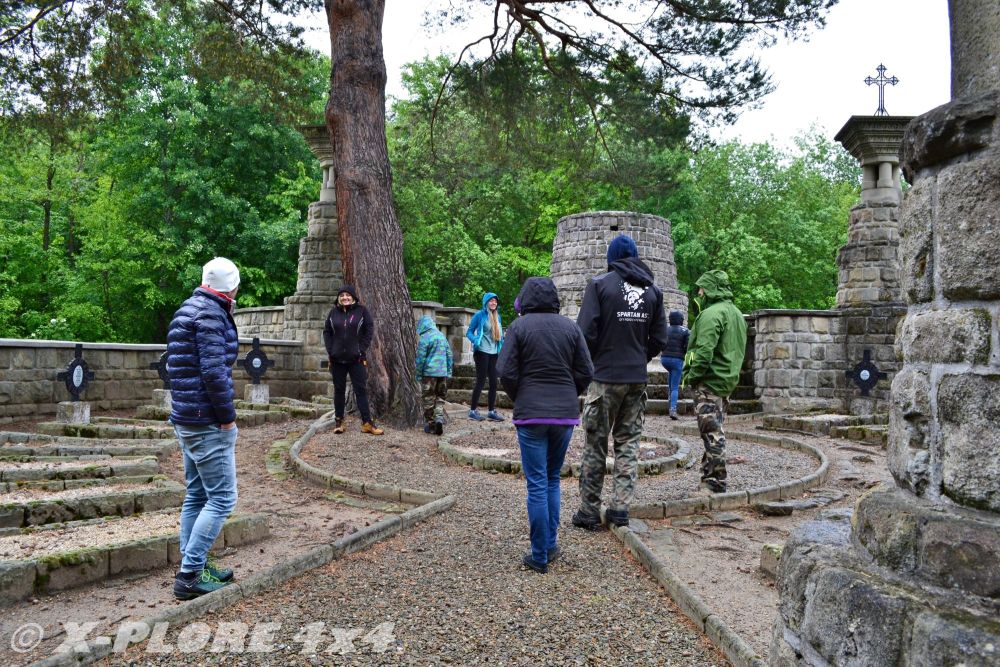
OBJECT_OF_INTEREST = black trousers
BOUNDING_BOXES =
[471,350,499,411]
[331,361,372,423]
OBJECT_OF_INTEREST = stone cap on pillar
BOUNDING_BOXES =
[835,115,915,205]
[298,124,336,203]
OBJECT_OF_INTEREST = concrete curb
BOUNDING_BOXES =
[614,526,765,667]
[628,425,830,519]
[437,428,691,477]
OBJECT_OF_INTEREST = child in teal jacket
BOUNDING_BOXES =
[416,315,453,434]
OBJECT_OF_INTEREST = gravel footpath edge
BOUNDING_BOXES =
[613,524,766,667]
[26,412,457,667]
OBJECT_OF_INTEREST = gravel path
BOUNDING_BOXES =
[118,409,729,666]
[450,428,679,465]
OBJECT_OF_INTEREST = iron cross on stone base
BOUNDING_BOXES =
[846,349,887,396]
[57,344,96,401]
[241,337,275,385]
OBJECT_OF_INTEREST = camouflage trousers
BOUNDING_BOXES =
[578,381,647,518]
[695,387,729,493]
[421,378,448,423]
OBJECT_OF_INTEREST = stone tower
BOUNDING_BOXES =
[550,211,688,321]
[770,1,1000,664]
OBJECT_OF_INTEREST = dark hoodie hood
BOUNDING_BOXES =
[609,256,655,287]
[336,284,360,308]
[517,277,561,314]
[668,310,685,325]
[695,270,734,303]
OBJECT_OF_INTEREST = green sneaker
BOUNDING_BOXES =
[173,569,230,600]
[205,555,234,582]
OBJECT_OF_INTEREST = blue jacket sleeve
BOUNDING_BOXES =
[466,310,483,347]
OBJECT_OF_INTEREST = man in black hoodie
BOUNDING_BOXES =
[572,235,669,529]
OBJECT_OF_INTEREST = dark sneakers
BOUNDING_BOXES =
[522,553,547,574]
[424,422,434,434]
[205,556,234,582]
[173,569,230,600]
[434,419,444,435]
[486,410,505,422]
[607,509,629,527]
[571,511,603,531]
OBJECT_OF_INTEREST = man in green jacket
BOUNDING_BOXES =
[683,270,747,494]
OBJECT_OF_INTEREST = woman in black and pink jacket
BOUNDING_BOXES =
[323,285,383,435]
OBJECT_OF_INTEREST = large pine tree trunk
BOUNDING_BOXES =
[325,0,420,425]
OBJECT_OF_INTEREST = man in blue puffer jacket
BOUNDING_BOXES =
[166,257,241,600]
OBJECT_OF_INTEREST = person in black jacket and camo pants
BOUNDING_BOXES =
[660,311,689,420]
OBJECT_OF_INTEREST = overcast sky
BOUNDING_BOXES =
[299,0,951,146]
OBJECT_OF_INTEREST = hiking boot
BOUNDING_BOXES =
[361,422,384,435]
[669,410,679,421]
[522,553,547,574]
[205,555,234,583]
[607,508,629,527]
[468,410,485,421]
[173,569,229,600]
[332,418,346,435]
[434,419,444,436]
[486,410,505,422]
[547,545,562,563]
[571,510,602,531]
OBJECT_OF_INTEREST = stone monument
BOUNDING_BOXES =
[55,344,95,424]
[770,2,1000,663]
[550,211,688,321]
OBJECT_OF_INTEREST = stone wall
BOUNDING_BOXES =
[550,211,688,321]
[230,306,286,339]
[0,338,322,424]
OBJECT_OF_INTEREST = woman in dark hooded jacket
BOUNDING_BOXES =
[498,277,593,574]
[323,285,383,435]
[660,310,689,420]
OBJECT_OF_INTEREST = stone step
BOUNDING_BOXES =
[134,405,292,426]
[37,421,176,440]
[1,433,173,459]
[0,478,184,530]
[763,412,888,436]
[0,511,269,606]
[830,424,888,448]
[0,455,159,483]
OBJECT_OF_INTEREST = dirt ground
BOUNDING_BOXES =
[0,414,384,666]
[449,427,680,464]
[636,416,893,658]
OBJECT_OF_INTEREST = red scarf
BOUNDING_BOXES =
[200,285,235,311]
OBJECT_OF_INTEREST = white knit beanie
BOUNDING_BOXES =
[202,257,241,292]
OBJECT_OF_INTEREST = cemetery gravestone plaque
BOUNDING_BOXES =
[845,349,886,396]
[242,337,275,405]
[55,344,95,423]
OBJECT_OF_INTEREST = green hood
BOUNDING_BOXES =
[695,270,734,303]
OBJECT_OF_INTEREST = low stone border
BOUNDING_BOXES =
[762,412,886,436]
[2,474,167,493]
[0,478,185,529]
[0,457,159,483]
[613,524,765,667]
[0,512,269,607]
[437,428,691,478]
[134,405,293,426]
[1,432,175,459]
[27,413,457,667]
[628,425,829,519]
[37,422,176,440]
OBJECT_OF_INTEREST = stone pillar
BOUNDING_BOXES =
[770,3,1000,663]
[832,116,912,415]
[438,307,477,366]
[282,125,344,398]
[549,211,687,320]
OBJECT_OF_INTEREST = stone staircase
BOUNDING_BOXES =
[446,365,761,416]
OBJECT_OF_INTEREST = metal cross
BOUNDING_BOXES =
[56,344,96,401]
[241,337,275,385]
[149,351,170,389]
[865,64,899,116]
[846,349,887,396]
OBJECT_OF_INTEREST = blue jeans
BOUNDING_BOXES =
[173,424,239,573]
[660,356,684,412]
[517,424,573,565]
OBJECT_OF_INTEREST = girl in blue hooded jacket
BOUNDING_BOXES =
[466,292,504,421]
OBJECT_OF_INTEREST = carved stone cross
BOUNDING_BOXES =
[846,349,887,396]
[56,344,96,401]
[241,337,275,385]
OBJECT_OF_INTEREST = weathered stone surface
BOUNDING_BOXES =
[800,566,909,667]
[938,373,1000,511]
[0,561,35,606]
[898,308,992,364]
[775,518,852,631]
[937,157,1000,300]
[760,544,783,578]
[948,1,1000,99]
[888,367,932,494]
[901,91,999,178]
[906,610,1000,666]
[109,537,169,576]
[853,489,921,572]
[0,504,25,529]
[25,500,78,526]
[919,516,1000,598]
[37,548,109,592]
[56,401,91,424]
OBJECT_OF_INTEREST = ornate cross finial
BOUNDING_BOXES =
[149,351,170,389]
[241,337,275,385]
[56,344,96,401]
[846,349,888,396]
[865,64,899,116]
